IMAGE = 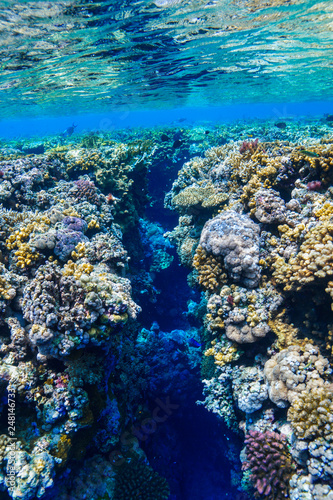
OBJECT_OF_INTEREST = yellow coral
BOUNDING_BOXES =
[87,219,100,230]
[71,242,87,260]
[193,245,227,292]
[272,221,333,291]
[205,338,241,367]
[268,310,299,350]
[287,386,333,440]
[63,260,93,279]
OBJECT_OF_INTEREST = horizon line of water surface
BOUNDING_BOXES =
[1,101,333,139]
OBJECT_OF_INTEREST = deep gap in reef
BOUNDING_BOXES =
[124,145,242,499]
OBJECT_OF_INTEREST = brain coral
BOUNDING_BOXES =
[199,210,261,288]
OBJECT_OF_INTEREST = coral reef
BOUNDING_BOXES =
[242,429,295,499]
[164,119,333,498]
[1,118,333,499]
[199,210,261,288]
[264,344,332,408]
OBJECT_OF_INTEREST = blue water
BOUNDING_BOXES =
[1,101,333,139]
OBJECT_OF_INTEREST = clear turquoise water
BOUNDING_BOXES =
[0,0,333,120]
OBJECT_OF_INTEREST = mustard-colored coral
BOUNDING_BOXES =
[71,242,87,260]
[273,220,333,291]
[62,260,94,279]
[268,310,299,350]
[193,245,226,292]
[65,148,103,174]
[0,274,15,300]
[287,386,333,440]
[87,219,100,230]
[5,220,47,268]
[205,338,241,367]
[53,434,72,466]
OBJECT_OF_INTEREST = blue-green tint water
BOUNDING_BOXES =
[0,0,333,118]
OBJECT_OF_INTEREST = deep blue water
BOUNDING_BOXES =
[1,102,333,139]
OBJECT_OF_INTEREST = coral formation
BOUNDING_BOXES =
[199,210,261,288]
[114,457,170,500]
[1,118,333,499]
[287,386,333,440]
[264,344,332,408]
[232,366,268,413]
[242,429,295,499]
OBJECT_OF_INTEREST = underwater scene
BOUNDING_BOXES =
[1,1,333,499]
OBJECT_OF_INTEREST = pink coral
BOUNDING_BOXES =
[242,430,295,499]
[74,178,101,205]
[239,138,259,154]
[307,180,321,191]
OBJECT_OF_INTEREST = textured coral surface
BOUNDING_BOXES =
[1,118,333,499]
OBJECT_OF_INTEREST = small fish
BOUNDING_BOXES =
[275,121,286,129]
[299,149,319,158]
[188,338,201,348]
[173,139,183,148]
[161,133,170,142]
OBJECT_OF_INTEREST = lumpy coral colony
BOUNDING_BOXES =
[165,119,333,499]
[0,118,333,499]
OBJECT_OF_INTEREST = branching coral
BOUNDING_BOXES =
[198,365,239,431]
[242,430,295,499]
[193,245,227,292]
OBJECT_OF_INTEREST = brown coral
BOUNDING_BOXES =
[287,386,333,440]
[193,245,226,292]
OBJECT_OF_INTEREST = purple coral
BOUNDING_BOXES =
[54,230,88,261]
[62,216,88,233]
[74,179,101,205]
[239,138,258,154]
[242,430,295,499]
